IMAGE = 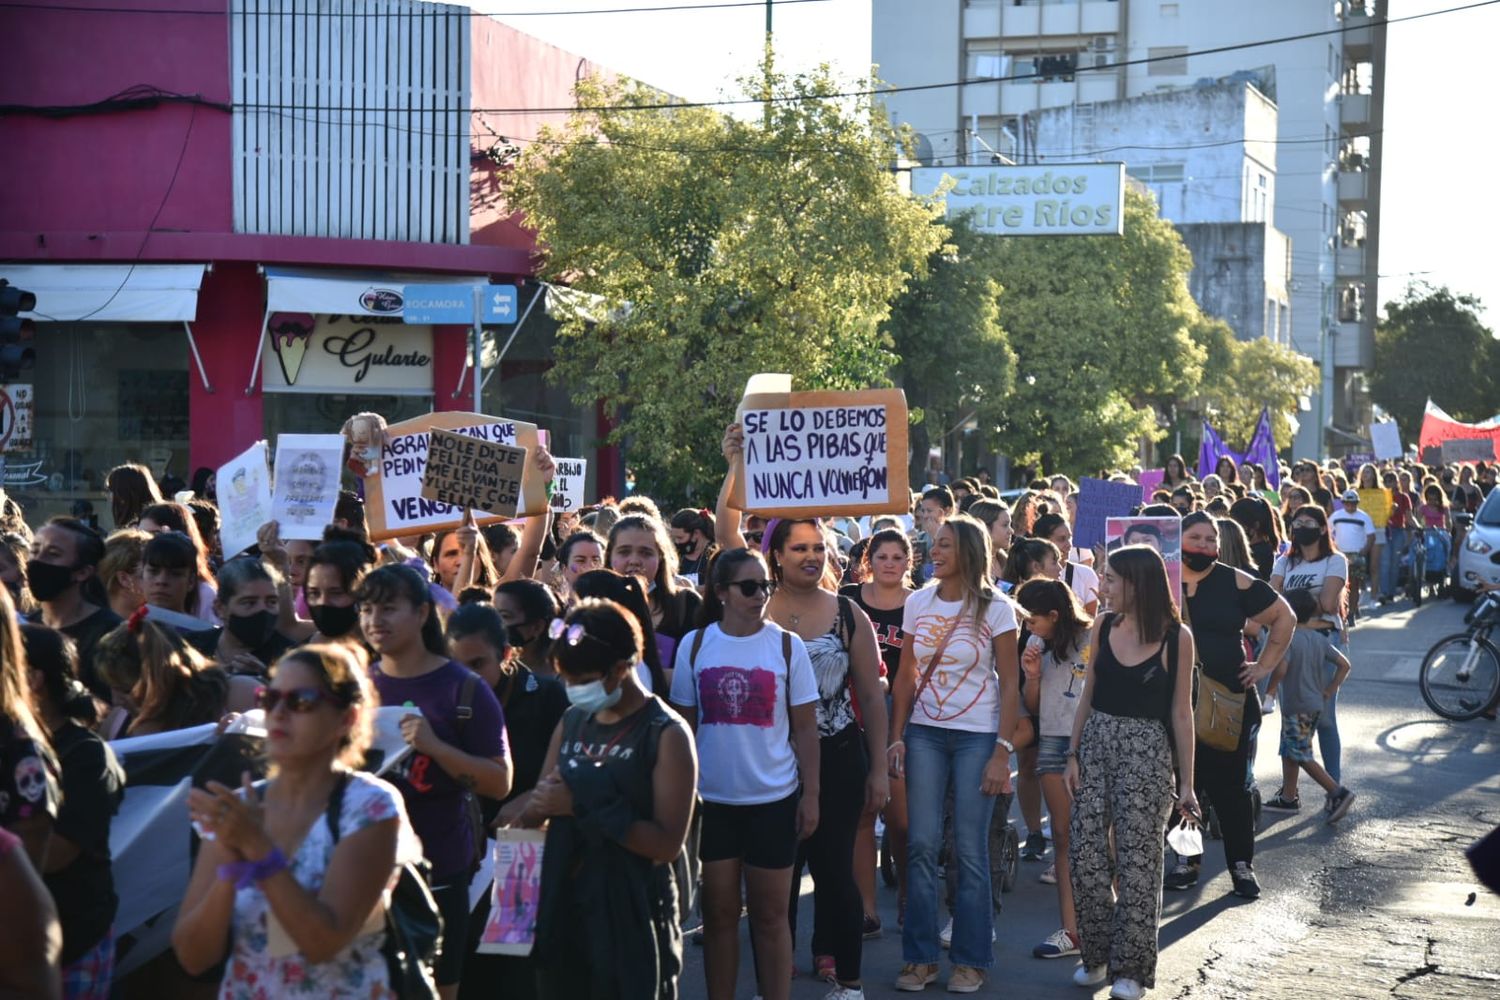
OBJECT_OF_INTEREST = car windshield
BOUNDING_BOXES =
[1478,488,1500,528]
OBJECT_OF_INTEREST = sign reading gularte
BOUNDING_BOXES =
[734,387,909,518]
[422,430,527,519]
[911,163,1125,237]
[365,411,548,540]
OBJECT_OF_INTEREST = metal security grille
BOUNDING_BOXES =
[231,0,471,244]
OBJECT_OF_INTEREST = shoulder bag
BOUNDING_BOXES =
[1181,579,1245,753]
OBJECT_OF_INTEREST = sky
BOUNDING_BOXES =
[474,0,1500,322]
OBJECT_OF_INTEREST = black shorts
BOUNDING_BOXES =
[700,791,799,869]
[432,877,473,986]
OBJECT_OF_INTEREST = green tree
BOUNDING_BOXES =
[503,68,944,501]
[983,190,1205,473]
[1191,316,1319,448]
[884,214,1016,487]
[1371,284,1499,441]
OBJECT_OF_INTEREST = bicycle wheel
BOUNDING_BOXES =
[1419,634,1500,721]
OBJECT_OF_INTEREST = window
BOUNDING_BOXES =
[965,40,1006,80]
[973,116,1019,161]
[1126,163,1185,183]
[1147,45,1188,76]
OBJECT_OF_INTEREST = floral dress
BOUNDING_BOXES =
[220,772,421,1000]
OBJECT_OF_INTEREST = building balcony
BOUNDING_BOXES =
[963,0,1122,40]
[1341,92,1372,131]
[1337,170,1369,207]
[1337,246,1367,279]
[961,74,1118,118]
[1343,11,1374,60]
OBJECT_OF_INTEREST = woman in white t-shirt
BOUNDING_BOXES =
[669,548,820,1000]
[887,515,1022,995]
[1270,505,1348,786]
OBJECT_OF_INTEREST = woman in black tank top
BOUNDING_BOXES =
[522,599,698,1000]
[1061,546,1198,997]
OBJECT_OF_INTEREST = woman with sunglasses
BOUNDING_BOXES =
[359,564,512,999]
[522,599,698,999]
[173,645,424,997]
[669,548,820,1000]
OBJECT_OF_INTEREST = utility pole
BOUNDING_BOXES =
[763,0,774,126]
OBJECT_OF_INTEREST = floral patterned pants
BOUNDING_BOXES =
[1068,711,1175,988]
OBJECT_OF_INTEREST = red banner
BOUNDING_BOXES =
[1418,400,1500,453]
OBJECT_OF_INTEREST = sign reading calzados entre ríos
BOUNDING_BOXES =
[911,163,1125,237]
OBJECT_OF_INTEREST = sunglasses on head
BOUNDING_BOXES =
[725,579,774,598]
[548,617,616,649]
[256,686,340,713]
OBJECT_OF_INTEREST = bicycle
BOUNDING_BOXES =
[1418,590,1500,721]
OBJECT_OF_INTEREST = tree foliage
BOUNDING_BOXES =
[1192,316,1319,448]
[982,191,1205,473]
[883,214,1015,487]
[1370,285,1499,442]
[503,68,944,500]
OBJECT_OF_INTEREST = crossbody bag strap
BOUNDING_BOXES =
[910,612,964,708]
[782,629,794,712]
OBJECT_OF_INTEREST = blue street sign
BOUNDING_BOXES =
[483,284,518,324]
[402,284,478,324]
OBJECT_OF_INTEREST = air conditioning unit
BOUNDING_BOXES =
[1092,35,1114,52]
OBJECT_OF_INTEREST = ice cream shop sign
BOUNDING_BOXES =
[262,314,434,395]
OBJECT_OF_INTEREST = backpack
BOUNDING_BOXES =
[326,772,442,1000]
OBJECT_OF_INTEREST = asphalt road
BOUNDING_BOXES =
[677,594,1500,999]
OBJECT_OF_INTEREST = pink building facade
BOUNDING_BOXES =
[0,0,618,522]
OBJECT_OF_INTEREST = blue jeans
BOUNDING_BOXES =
[1380,529,1408,598]
[903,724,998,970]
[1318,636,1346,783]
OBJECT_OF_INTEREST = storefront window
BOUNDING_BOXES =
[9,324,189,527]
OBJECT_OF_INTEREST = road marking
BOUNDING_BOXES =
[1382,656,1422,681]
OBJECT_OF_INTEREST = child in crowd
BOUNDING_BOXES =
[1264,589,1356,822]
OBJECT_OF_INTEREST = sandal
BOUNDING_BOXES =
[815,955,837,982]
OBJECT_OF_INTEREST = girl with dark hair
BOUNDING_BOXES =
[104,464,163,530]
[174,645,423,998]
[571,569,668,693]
[138,502,219,610]
[966,500,1013,581]
[1229,496,1282,582]
[556,530,606,599]
[360,564,513,997]
[185,557,299,677]
[23,625,124,997]
[1215,456,1240,486]
[432,517,501,597]
[1064,546,1198,998]
[607,514,702,673]
[524,599,698,1000]
[1172,513,1293,900]
[1014,579,1091,962]
[305,540,375,644]
[670,507,717,583]
[670,548,820,1000]
[447,603,566,1000]
[190,466,216,501]
[763,519,888,990]
[1270,504,1349,793]
[1,589,58,872]
[139,532,215,625]
[1162,454,1192,490]
[1030,513,1099,615]
[888,516,1022,995]
[494,579,564,676]
[841,528,915,924]
[1001,537,1063,590]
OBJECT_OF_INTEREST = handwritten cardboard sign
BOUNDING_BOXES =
[1370,421,1403,461]
[550,458,587,512]
[270,434,344,540]
[1357,487,1393,529]
[1073,477,1144,549]
[421,430,527,519]
[365,411,547,541]
[733,388,909,518]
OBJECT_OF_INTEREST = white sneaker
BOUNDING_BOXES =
[824,987,865,1000]
[1110,978,1144,999]
[1074,964,1107,987]
[1040,862,1058,885]
[940,917,953,948]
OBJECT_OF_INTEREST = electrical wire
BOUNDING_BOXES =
[0,0,831,16]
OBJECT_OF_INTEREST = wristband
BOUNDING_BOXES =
[886,740,905,751]
[995,736,1015,753]
[217,847,288,890]
[1064,748,1078,759]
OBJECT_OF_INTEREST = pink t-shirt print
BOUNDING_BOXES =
[698,666,778,727]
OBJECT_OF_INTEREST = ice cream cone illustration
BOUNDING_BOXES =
[268,312,316,385]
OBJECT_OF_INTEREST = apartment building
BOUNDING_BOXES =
[873,0,1387,458]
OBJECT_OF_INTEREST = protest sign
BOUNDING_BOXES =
[1073,477,1144,549]
[270,433,344,540]
[217,441,273,558]
[1441,438,1495,463]
[733,387,910,518]
[1139,468,1165,502]
[365,411,547,540]
[421,429,527,518]
[1358,487,1393,529]
[1106,516,1182,602]
[550,457,587,512]
[1370,421,1404,461]
[477,828,546,955]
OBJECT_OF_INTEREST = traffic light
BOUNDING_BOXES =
[0,280,36,380]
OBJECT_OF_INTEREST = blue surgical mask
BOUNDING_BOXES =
[565,674,624,714]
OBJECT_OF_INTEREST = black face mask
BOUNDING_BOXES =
[227,609,278,650]
[26,560,77,602]
[1292,526,1322,547]
[676,541,697,559]
[310,603,358,638]
[507,623,533,649]
[1182,550,1218,572]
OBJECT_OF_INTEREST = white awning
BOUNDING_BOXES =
[263,266,489,319]
[2,263,208,322]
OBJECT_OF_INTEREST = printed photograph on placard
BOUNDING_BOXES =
[1105,516,1183,604]
[477,829,545,955]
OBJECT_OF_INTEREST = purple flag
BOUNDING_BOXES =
[1198,420,1229,479]
[1198,410,1280,490]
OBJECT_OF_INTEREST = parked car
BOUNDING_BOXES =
[1456,491,1500,597]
